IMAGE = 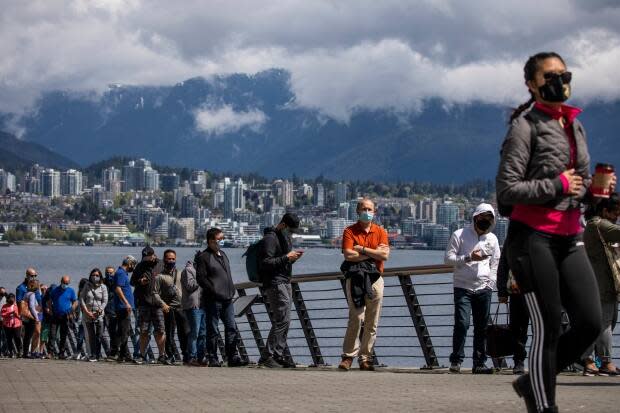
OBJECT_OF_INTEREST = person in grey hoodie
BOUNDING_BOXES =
[445,203,500,374]
[159,249,189,364]
[80,268,108,361]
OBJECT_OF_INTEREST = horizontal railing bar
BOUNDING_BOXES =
[234,264,454,289]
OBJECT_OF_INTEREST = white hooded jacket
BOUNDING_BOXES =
[444,203,500,291]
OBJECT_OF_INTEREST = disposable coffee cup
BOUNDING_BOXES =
[591,163,615,198]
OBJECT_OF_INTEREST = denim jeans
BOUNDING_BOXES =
[450,287,492,366]
[204,299,238,361]
[185,308,206,361]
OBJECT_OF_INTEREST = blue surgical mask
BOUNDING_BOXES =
[61,284,68,290]
[359,211,374,223]
[217,240,225,247]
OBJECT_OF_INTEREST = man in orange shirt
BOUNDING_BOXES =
[339,198,390,371]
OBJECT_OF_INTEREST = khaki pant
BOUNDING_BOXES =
[342,276,384,362]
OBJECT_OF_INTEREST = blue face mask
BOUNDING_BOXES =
[61,284,68,290]
[359,211,374,223]
[217,240,225,247]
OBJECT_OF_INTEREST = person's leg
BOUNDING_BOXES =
[510,294,529,364]
[449,288,472,365]
[595,300,618,369]
[85,320,96,358]
[341,278,365,359]
[220,300,239,361]
[22,320,35,357]
[151,307,167,357]
[268,283,292,361]
[164,309,174,358]
[471,288,492,367]
[94,319,104,358]
[107,314,118,357]
[204,300,221,361]
[358,277,384,363]
[174,309,189,362]
[197,309,207,362]
[556,240,602,372]
[4,327,15,356]
[116,311,131,359]
[185,309,199,361]
[58,316,70,357]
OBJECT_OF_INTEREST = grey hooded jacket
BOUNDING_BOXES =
[584,217,620,301]
[496,107,591,210]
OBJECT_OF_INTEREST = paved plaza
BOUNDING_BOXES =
[0,359,619,412]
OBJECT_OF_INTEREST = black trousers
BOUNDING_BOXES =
[115,310,132,360]
[22,319,36,357]
[509,293,529,363]
[105,313,118,356]
[4,327,22,356]
[507,222,602,411]
[164,307,188,361]
[52,315,72,356]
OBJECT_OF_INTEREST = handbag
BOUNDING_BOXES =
[594,218,620,297]
[486,304,514,358]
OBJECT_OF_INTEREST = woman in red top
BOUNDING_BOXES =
[1,293,23,357]
[497,52,615,413]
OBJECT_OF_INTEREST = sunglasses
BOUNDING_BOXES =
[543,71,572,84]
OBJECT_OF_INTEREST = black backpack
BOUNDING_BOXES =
[243,239,264,283]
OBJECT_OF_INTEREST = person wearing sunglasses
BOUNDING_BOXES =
[497,52,616,412]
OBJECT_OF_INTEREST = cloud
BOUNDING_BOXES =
[193,105,267,136]
[0,0,619,120]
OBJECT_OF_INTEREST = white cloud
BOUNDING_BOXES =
[0,0,619,120]
[193,105,267,136]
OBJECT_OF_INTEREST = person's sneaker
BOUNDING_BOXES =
[512,373,537,413]
[359,360,375,371]
[208,358,222,367]
[58,353,68,360]
[338,357,353,371]
[513,360,525,375]
[132,357,145,365]
[88,356,98,362]
[105,355,118,362]
[472,364,495,374]
[258,357,283,368]
[189,359,202,367]
[274,357,297,368]
[228,356,249,367]
[157,355,172,365]
[449,362,461,373]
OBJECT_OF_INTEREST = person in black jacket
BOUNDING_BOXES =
[257,213,303,368]
[195,228,246,367]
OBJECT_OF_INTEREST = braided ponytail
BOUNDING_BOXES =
[508,52,566,124]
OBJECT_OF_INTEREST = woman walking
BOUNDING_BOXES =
[496,52,613,412]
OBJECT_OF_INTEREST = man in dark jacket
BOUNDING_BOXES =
[130,246,169,364]
[258,213,303,368]
[196,228,246,367]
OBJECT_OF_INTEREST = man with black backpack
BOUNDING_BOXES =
[195,228,247,367]
[258,213,303,368]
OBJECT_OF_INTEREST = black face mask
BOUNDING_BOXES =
[476,219,492,232]
[538,73,571,103]
[146,258,158,268]
[164,261,176,270]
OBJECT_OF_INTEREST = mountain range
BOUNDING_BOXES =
[2,69,619,182]
[0,130,78,171]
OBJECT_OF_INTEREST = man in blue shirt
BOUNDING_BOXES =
[113,255,137,363]
[16,267,42,358]
[49,275,77,360]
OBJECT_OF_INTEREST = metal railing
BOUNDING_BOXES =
[230,264,620,368]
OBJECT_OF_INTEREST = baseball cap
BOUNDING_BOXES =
[280,213,301,233]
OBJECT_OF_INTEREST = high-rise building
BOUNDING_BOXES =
[169,218,195,241]
[431,226,450,249]
[122,158,154,191]
[60,169,83,196]
[314,183,325,207]
[327,218,353,240]
[493,217,510,246]
[401,217,416,237]
[0,169,16,193]
[102,167,122,192]
[335,182,348,205]
[224,178,245,219]
[181,195,200,218]
[273,179,294,207]
[160,173,180,192]
[41,169,60,197]
[437,202,459,230]
[417,198,438,223]
[144,167,159,191]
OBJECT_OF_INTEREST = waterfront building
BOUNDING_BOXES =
[60,169,83,196]
[144,167,159,191]
[169,217,195,241]
[326,218,354,240]
[41,169,60,198]
[314,183,325,207]
[431,225,450,250]
[273,179,294,207]
[224,178,245,219]
[437,202,459,231]
[0,169,16,193]
[160,173,180,192]
[102,167,122,192]
[416,198,438,223]
[494,217,510,246]
[335,182,348,205]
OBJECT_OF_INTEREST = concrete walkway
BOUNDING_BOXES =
[0,359,619,412]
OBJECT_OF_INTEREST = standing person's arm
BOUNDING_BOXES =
[489,239,501,289]
[261,235,297,269]
[71,289,78,312]
[342,228,369,262]
[496,250,510,302]
[598,219,620,243]
[444,232,466,265]
[100,285,108,312]
[79,287,94,320]
[181,265,199,294]
[115,276,132,314]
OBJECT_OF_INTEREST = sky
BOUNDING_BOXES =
[1,0,619,121]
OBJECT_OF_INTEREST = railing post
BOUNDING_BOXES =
[398,274,440,369]
[291,282,326,367]
[340,279,381,366]
[237,288,266,361]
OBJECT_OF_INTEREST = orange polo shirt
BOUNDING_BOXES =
[342,222,389,273]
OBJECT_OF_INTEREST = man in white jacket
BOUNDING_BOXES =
[444,203,500,374]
